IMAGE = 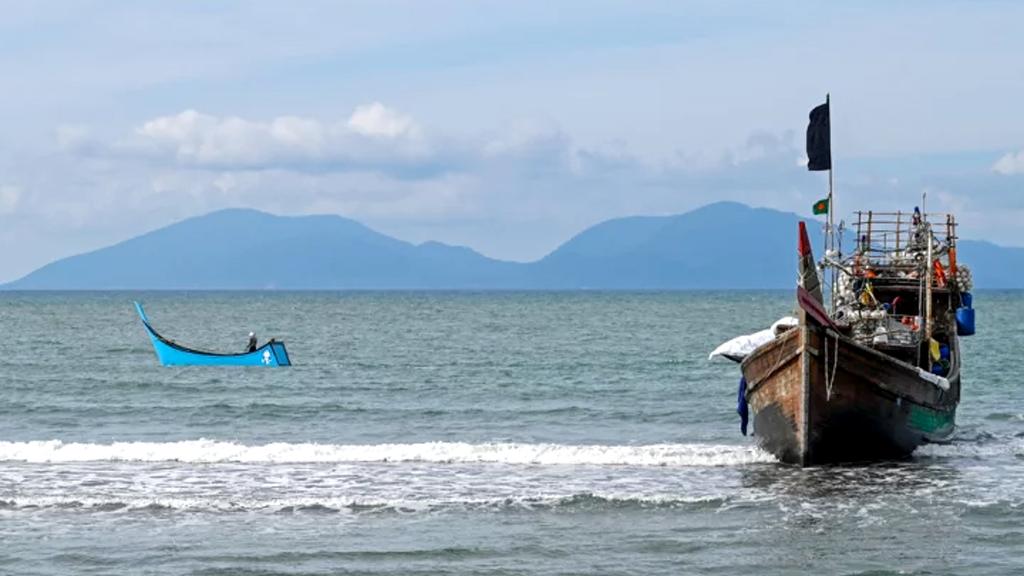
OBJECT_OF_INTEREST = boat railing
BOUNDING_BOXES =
[851,211,958,277]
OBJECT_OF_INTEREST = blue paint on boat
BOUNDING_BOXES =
[134,302,291,367]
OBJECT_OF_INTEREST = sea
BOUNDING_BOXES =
[1,291,1022,575]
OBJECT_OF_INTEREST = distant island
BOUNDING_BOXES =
[5,202,1024,289]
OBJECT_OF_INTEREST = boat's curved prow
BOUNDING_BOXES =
[133,301,291,367]
[134,301,164,359]
[134,301,150,325]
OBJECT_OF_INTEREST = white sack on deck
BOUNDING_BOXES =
[708,317,798,362]
[917,368,951,391]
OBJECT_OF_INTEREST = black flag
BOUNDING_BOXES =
[806,97,831,171]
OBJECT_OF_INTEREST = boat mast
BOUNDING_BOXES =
[806,92,836,311]
[825,94,837,313]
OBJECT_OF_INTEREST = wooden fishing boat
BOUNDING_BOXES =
[721,97,974,465]
[740,218,966,465]
[134,302,291,367]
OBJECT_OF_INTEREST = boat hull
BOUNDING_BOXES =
[741,318,957,465]
[135,302,291,367]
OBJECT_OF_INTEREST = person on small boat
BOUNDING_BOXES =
[247,332,258,353]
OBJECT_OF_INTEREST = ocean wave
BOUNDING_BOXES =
[0,493,733,514]
[0,439,775,467]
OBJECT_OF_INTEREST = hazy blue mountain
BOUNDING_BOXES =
[4,209,522,289]
[4,202,1022,289]
[528,202,828,289]
[531,202,1021,288]
[956,240,1024,289]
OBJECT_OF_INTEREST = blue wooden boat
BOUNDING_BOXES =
[134,302,291,367]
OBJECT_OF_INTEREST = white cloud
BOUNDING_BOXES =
[347,102,418,138]
[137,109,329,166]
[993,150,1024,175]
[0,185,20,214]
[130,105,427,172]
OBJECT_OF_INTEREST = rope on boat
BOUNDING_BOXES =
[824,330,840,401]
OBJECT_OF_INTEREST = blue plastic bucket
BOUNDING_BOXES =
[956,307,975,336]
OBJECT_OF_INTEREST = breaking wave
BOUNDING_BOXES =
[0,493,734,514]
[0,439,775,467]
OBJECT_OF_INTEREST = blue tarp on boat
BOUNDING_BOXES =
[134,302,291,367]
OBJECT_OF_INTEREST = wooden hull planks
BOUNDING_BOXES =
[741,316,958,465]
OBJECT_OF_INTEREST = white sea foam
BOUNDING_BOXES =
[916,436,1024,459]
[0,492,740,514]
[0,440,775,467]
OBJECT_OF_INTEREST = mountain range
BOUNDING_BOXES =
[5,202,1023,289]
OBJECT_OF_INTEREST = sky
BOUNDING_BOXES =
[2,0,1024,283]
